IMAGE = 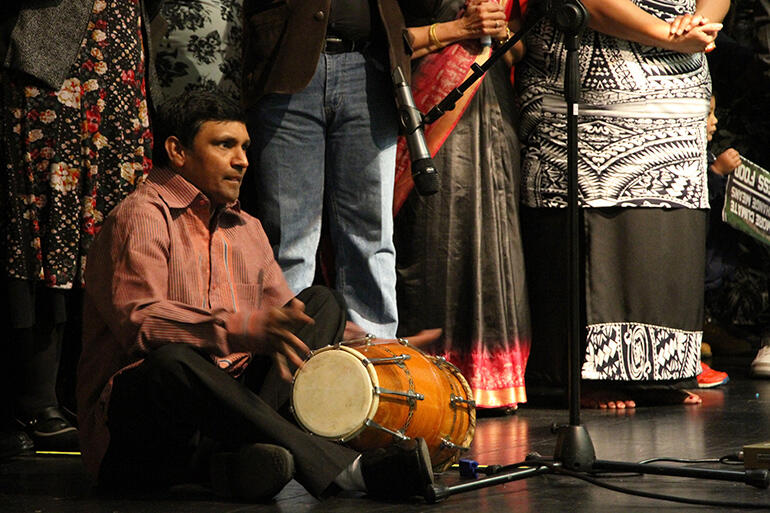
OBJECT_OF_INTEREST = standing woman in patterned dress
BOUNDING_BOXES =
[0,0,161,449]
[517,0,727,407]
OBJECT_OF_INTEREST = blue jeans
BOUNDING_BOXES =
[248,51,398,338]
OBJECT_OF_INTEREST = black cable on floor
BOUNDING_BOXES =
[550,464,770,509]
[638,457,721,465]
[637,452,745,466]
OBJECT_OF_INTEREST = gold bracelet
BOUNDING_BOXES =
[494,26,514,49]
[429,23,444,48]
[500,26,513,43]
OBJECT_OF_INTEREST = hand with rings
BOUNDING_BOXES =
[459,0,508,40]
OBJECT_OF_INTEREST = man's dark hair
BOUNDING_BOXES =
[153,90,247,166]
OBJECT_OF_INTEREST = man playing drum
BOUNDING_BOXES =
[76,90,434,502]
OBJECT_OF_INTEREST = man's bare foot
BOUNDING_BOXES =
[403,328,443,348]
[343,321,367,340]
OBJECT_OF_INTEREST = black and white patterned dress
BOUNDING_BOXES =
[518,0,708,385]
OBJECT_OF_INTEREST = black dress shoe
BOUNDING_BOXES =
[360,437,434,500]
[210,443,295,502]
[19,406,79,451]
[0,431,34,460]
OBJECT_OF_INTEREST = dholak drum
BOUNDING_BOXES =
[291,335,476,471]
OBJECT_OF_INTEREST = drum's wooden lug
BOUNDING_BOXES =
[374,386,424,401]
[440,438,470,451]
[450,394,476,408]
[365,419,410,440]
[362,354,411,366]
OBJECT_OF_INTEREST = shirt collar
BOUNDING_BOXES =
[146,166,241,213]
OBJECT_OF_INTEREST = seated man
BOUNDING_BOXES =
[76,90,433,502]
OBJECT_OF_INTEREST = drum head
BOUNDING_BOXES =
[292,346,378,440]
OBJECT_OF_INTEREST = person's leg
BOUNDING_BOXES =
[520,207,570,392]
[247,58,327,294]
[6,280,78,448]
[324,51,398,338]
[100,343,358,497]
[0,279,35,457]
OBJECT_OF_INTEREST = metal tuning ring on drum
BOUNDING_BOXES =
[338,334,376,347]
[397,337,410,346]
[364,419,410,441]
[450,394,476,408]
[374,386,424,401]
[361,354,411,366]
[440,438,470,452]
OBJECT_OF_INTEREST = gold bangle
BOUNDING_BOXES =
[494,27,513,49]
[429,23,444,48]
[500,26,513,43]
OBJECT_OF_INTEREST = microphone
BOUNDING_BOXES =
[392,66,439,196]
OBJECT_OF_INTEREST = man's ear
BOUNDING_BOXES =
[165,136,186,168]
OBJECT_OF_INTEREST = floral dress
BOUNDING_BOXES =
[1,0,152,288]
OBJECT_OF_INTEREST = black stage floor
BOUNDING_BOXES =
[4,357,770,512]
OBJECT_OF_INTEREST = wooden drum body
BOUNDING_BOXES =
[291,336,476,471]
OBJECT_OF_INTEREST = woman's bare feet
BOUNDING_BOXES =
[581,386,701,408]
[581,390,636,409]
[634,388,702,406]
[681,391,702,404]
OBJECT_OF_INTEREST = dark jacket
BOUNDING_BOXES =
[241,0,437,107]
[1,0,163,102]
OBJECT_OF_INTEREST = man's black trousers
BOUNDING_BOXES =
[99,286,359,497]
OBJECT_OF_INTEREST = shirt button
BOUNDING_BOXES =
[314,10,325,21]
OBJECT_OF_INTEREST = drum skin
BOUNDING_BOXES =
[291,338,476,471]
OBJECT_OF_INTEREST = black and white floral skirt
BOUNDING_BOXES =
[155,0,243,102]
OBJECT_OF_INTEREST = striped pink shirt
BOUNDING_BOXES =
[76,166,294,477]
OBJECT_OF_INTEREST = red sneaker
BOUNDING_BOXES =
[697,361,730,388]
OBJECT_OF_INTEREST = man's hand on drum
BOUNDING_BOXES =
[262,298,314,381]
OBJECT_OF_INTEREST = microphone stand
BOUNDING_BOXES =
[417,0,770,503]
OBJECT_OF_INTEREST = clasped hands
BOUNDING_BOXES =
[667,13,722,53]
[459,0,510,41]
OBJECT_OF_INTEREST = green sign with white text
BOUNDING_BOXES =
[723,157,770,247]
